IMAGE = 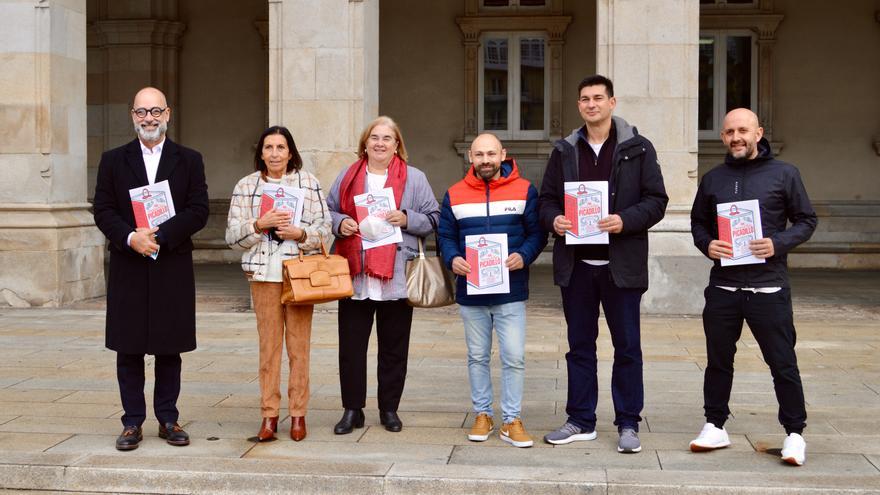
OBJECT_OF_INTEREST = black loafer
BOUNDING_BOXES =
[158,422,190,446]
[333,409,365,435]
[379,411,402,432]
[115,425,142,451]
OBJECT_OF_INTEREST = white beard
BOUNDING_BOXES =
[134,121,167,142]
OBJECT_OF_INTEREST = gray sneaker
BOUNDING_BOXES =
[543,421,597,445]
[617,428,641,453]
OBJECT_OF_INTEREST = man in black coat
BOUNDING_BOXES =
[93,87,209,451]
[689,108,816,466]
[538,75,668,454]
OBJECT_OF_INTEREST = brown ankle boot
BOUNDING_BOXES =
[290,416,307,441]
[257,416,278,441]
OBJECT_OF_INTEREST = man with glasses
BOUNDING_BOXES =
[93,87,209,451]
[538,75,668,454]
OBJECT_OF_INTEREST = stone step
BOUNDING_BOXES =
[1,452,878,495]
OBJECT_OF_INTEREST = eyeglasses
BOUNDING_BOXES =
[131,107,167,118]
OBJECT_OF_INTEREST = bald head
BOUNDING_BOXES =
[469,133,506,181]
[133,87,167,108]
[472,133,503,151]
[721,108,763,160]
[722,108,760,130]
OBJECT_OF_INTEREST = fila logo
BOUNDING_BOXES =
[504,207,517,212]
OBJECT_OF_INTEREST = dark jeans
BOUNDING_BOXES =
[561,262,644,431]
[702,286,806,434]
[117,353,182,427]
[338,298,413,412]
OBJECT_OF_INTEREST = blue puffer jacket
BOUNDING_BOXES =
[438,159,547,306]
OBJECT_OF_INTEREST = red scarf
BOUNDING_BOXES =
[336,155,407,280]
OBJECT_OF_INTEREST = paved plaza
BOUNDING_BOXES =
[0,266,878,494]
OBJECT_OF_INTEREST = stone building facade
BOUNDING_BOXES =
[1,0,878,311]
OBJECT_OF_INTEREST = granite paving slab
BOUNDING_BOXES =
[246,436,454,464]
[658,449,880,475]
[46,434,254,458]
[450,444,663,470]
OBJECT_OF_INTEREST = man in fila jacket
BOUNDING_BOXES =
[438,133,547,448]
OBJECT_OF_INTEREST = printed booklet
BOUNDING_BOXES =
[129,180,176,260]
[354,187,403,250]
[717,199,765,267]
[564,181,609,245]
[464,233,510,295]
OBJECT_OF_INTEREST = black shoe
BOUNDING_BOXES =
[333,409,365,435]
[158,422,190,446]
[115,425,142,451]
[379,411,402,432]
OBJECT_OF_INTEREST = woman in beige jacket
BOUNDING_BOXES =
[226,126,332,442]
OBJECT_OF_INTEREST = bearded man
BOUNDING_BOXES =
[93,87,209,451]
[689,108,817,466]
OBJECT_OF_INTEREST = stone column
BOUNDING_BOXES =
[0,0,104,307]
[596,0,709,314]
[269,0,378,189]
[87,2,185,194]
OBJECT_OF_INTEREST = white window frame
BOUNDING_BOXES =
[478,32,549,141]
[698,29,758,139]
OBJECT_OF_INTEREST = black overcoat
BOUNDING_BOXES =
[93,138,209,355]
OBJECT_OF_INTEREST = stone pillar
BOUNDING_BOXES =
[268,0,379,189]
[0,0,104,307]
[596,0,709,314]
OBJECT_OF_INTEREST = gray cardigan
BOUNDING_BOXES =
[327,165,440,300]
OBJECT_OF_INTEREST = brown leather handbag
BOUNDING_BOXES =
[281,241,353,305]
[405,236,455,308]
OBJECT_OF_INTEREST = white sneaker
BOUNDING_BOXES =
[781,433,806,466]
[689,423,731,452]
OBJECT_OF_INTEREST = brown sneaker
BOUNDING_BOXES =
[500,418,533,448]
[468,413,494,442]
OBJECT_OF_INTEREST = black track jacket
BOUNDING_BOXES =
[691,138,817,288]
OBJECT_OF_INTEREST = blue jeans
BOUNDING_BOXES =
[561,263,644,431]
[459,301,526,424]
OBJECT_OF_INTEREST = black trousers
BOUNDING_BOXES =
[117,353,182,427]
[337,298,413,412]
[701,286,806,434]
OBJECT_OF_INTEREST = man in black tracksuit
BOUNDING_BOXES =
[689,108,817,466]
[538,75,668,453]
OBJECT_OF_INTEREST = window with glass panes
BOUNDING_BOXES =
[480,33,548,140]
[698,31,757,138]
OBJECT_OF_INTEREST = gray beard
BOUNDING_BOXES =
[729,142,756,160]
[134,121,167,142]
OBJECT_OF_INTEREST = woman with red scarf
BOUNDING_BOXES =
[327,116,440,434]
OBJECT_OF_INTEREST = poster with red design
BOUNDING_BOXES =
[260,183,305,228]
[717,199,765,267]
[129,180,176,260]
[563,181,608,245]
[354,187,402,250]
[464,233,510,295]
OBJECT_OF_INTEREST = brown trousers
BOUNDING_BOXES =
[250,281,313,417]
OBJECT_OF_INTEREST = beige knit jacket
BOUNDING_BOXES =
[225,170,333,281]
